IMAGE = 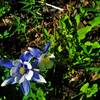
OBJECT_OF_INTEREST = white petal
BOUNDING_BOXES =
[24,61,32,69]
[1,80,9,87]
[1,78,13,87]
[33,74,47,83]
[34,68,39,72]
[19,75,25,84]
[10,67,18,76]
[13,59,22,67]
[25,70,33,80]
[37,56,42,63]
[28,47,33,51]
[24,51,28,55]
[49,54,55,59]
[12,77,17,84]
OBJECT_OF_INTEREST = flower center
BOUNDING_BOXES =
[19,67,25,75]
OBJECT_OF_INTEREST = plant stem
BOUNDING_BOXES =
[45,3,64,11]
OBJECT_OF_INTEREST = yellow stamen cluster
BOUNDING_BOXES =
[19,67,25,75]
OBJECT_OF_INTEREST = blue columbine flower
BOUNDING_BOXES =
[0,51,46,95]
[28,42,55,66]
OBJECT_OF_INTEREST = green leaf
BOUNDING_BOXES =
[91,84,98,94]
[60,20,66,29]
[89,17,100,27]
[80,83,98,98]
[77,16,100,41]
[85,41,100,49]
[0,34,3,39]
[77,26,92,41]
[58,45,62,52]
[80,7,86,14]
[92,42,100,49]
[3,31,10,38]
[84,41,92,46]
[75,14,80,26]
[87,84,98,98]
[44,28,49,37]
[86,67,100,73]
[36,88,46,100]
[80,83,89,93]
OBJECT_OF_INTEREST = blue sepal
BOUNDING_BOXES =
[29,48,42,58]
[1,76,15,87]
[31,60,38,68]
[20,79,30,95]
[0,59,13,68]
[20,51,33,62]
[32,71,39,79]
[43,42,51,53]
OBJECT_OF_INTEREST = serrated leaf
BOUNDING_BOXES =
[92,42,100,49]
[84,41,92,46]
[85,41,100,49]
[91,84,98,94]
[80,83,89,93]
[87,84,98,98]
